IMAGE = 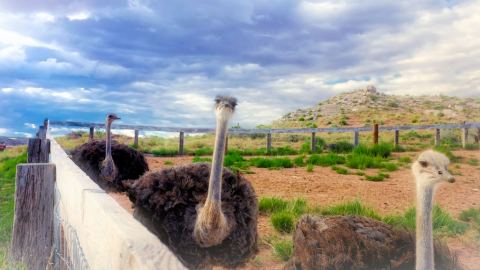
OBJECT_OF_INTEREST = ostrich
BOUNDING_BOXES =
[285,150,461,270]
[413,150,456,270]
[71,114,149,191]
[125,96,258,269]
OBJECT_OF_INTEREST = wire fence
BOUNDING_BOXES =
[52,184,89,270]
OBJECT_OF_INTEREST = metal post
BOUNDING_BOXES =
[179,131,185,155]
[311,132,317,152]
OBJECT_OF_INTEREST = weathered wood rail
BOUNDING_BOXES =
[10,123,186,269]
[50,120,480,152]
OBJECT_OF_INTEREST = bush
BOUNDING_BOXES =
[328,141,354,153]
[382,162,398,171]
[163,160,173,165]
[459,207,480,224]
[271,211,295,233]
[300,137,325,154]
[192,156,212,163]
[465,143,480,150]
[398,156,412,163]
[307,153,345,166]
[224,152,246,167]
[268,146,298,156]
[353,143,392,158]
[332,166,349,175]
[249,157,293,169]
[259,197,288,214]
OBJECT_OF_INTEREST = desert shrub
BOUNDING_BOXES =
[467,158,479,166]
[328,141,354,153]
[192,156,212,163]
[382,162,398,171]
[398,156,412,163]
[459,207,480,224]
[288,198,308,216]
[163,160,173,165]
[307,153,345,166]
[300,137,325,154]
[384,205,468,235]
[259,197,289,214]
[223,152,246,167]
[268,146,298,156]
[392,145,406,152]
[271,211,295,233]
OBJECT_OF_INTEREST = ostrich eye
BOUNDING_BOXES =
[419,160,428,167]
[438,171,443,175]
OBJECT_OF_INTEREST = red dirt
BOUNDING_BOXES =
[110,150,480,270]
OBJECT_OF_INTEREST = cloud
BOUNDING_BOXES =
[0,128,8,135]
[24,123,36,129]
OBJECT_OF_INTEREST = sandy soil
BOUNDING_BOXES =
[111,150,480,270]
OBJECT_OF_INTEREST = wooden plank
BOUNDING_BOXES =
[10,164,55,270]
[354,130,360,146]
[48,138,186,269]
[27,138,50,163]
[267,133,272,153]
[435,128,441,146]
[394,129,400,147]
[49,120,480,135]
[373,124,379,145]
[462,127,469,148]
[134,129,139,147]
[89,127,95,141]
[179,131,185,155]
[311,132,317,152]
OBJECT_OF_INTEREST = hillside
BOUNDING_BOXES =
[274,86,480,128]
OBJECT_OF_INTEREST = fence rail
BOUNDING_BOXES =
[51,120,480,152]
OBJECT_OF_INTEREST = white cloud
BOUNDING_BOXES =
[34,12,55,23]
[0,128,9,134]
[67,11,91,21]
[13,131,32,138]
[24,123,36,129]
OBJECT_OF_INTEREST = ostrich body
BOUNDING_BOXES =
[413,150,456,270]
[285,150,461,270]
[71,114,148,191]
[125,96,258,269]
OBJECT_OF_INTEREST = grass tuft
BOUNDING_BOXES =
[271,211,295,233]
[321,200,382,220]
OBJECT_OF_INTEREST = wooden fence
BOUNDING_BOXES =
[50,120,480,153]
[10,122,186,270]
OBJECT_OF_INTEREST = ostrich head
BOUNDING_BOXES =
[101,113,120,182]
[412,150,455,188]
[194,95,237,247]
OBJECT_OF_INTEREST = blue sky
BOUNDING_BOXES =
[0,0,479,137]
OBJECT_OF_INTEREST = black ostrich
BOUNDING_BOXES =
[71,114,149,192]
[125,96,258,269]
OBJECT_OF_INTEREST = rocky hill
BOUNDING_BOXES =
[274,86,480,128]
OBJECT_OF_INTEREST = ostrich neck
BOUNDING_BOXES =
[207,115,229,202]
[106,121,112,158]
[416,182,435,270]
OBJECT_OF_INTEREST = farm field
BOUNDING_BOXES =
[111,149,480,270]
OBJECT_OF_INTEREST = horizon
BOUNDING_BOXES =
[1,1,480,137]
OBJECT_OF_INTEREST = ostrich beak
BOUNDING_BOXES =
[447,176,455,183]
[112,115,121,120]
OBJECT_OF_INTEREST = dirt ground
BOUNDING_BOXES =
[111,150,480,270]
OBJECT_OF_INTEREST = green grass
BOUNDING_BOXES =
[381,162,398,171]
[151,148,178,157]
[331,165,349,175]
[365,172,389,182]
[353,143,393,158]
[271,212,295,233]
[328,141,354,153]
[346,154,384,169]
[320,200,382,220]
[266,237,293,262]
[459,207,480,224]
[433,146,461,163]
[163,160,173,165]
[0,148,27,267]
[398,156,412,163]
[306,153,345,166]
[306,164,314,172]
[384,205,468,236]
[194,147,213,156]
[467,158,479,166]
[249,157,293,169]
[293,156,305,167]
[259,197,289,214]
[192,156,212,163]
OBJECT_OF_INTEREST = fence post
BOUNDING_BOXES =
[394,129,399,148]
[134,129,139,148]
[37,126,47,139]
[311,132,317,152]
[462,127,468,148]
[179,131,185,155]
[435,128,441,146]
[27,138,50,163]
[373,124,379,145]
[89,127,95,141]
[354,130,359,146]
[267,133,272,153]
[10,163,56,270]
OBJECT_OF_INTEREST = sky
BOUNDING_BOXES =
[0,0,479,138]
